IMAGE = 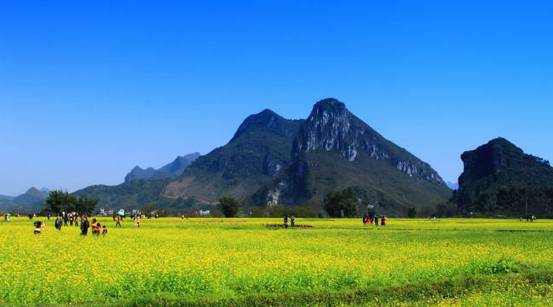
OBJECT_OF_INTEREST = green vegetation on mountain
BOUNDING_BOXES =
[260,99,451,215]
[455,138,553,217]
[164,110,304,203]
[74,179,199,211]
[267,150,451,215]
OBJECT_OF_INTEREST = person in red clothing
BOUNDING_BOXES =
[92,222,102,235]
[381,216,387,226]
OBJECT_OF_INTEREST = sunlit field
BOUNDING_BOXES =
[2,217,553,306]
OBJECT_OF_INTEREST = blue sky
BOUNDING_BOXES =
[1,1,552,195]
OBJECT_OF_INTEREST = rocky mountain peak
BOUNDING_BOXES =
[125,153,201,183]
[231,109,302,142]
[24,187,48,198]
[312,98,347,114]
[455,137,553,214]
[459,137,551,185]
[293,98,445,185]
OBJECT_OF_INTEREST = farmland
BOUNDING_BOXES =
[1,218,553,306]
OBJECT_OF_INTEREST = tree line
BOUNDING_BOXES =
[44,191,98,214]
[459,186,553,217]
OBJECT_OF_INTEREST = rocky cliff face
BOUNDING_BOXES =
[459,138,550,186]
[262,98,450,212]
[456,138,553,212]
[293,98,445,184]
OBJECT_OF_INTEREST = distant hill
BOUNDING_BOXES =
[455,138,553,217]
[0,187,49,212]
[125,153,201,182]
[0,194,14,201]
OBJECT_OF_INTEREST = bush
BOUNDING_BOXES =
[407,207,417,218]
[218,197,240,217]
[323,188,357,218]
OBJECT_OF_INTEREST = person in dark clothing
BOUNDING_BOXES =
[374,216,379,226]
[55,216,63,230]
[80,217,90,236]
[290,216,296,227]
[283,215,289,228]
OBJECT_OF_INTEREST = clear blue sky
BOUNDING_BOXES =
[1,1,552,195]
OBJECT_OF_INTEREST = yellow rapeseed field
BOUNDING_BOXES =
[1,217,553,306]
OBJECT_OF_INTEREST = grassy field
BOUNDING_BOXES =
[1,217,553,306]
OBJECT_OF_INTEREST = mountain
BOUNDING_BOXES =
[14,187,49,207]
[259,99,450,214]
[74,179,174,210]
[164,110,304,203]
[76,98,451,215]
[125,153,201,182]
[455,138,553,216]
[125,166,156,182]
[0,187,49,212]
[0,194,14,201]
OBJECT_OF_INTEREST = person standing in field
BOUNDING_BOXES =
[55,216,63,230]
[80,216,90,236]
[381,216,386,226]
[290,216,296,227]
[283,215,289,228]
[374,216,379,227]
[115,215,122,228]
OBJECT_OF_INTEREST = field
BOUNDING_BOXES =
[1,217,553,306]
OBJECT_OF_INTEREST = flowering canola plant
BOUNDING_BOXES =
[1,217,553,305]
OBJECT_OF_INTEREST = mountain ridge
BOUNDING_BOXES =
[125,153,201,182]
